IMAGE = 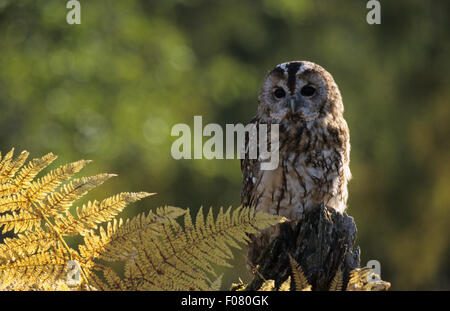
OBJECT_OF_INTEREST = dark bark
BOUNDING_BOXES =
[247,204,360,291]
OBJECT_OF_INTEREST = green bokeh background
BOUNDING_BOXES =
[0,0,449,290]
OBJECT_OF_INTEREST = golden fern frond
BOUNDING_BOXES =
[1,148,283,291]
[258,280,276,291]
[0,247,69,290]
[85,267,110,290]
[25,159,92,202]
[0,149,29,184]
[252,265,388,292]
[78,206,185,262]
[289,255,312,291]
[208,274,223,291]
[0,149,17,179]
[0,191,31,213]
[346,267,372,290]
[279,276,292,291]
[230,278,247,291]
[0,230,57,261]
[101,266,127,291]
[346,267,391,291]
[86,206,282,291]
[12,152,58,191]
[0,148,152,290]
[0,174,115,235]
[0,209,41,234]
[329,266,343,291]
[40,173,116,218]
[256,277,292,291]
[74,192,154,231]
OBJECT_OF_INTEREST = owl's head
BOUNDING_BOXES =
[257,61,343,123]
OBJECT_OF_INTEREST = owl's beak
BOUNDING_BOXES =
[289,95,306,114]
[290,98,297,113]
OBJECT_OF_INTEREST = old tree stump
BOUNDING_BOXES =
[247,204,363,291]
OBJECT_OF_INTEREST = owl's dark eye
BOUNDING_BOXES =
[300,85,316,97]
[273,88,286,99]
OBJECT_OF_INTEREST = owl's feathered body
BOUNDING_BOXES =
[241,61,351,266]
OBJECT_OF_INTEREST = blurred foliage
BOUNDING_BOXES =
[0,0,449,290]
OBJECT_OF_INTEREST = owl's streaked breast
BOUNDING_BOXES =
[251,136,349,221]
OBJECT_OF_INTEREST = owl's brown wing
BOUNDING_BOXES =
[240,116,261,207]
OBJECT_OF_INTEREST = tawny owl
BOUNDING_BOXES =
[241,61,351,266]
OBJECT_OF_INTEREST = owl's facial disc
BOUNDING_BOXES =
[261,61,327,122]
